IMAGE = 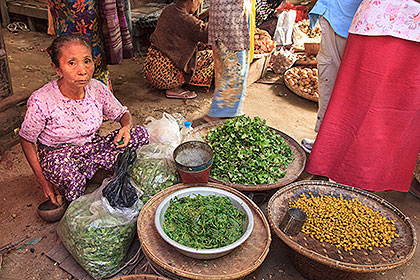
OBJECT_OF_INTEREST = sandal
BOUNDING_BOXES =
[166,90,197,99]
[7,23,18,33]
[16,22,30,31]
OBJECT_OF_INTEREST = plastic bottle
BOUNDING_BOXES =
[180,121,204,142]
[180,121,193,142]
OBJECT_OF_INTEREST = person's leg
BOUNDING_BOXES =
[207,40,249,119]
[302,17,347,153]
[315,17,347,132]
[144,46,196,99]
[39,146,88,202]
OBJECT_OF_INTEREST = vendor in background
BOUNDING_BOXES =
[255,0,286,37]
[306,0,420,193]
[300,0,362,155]
[201,0,255,123]
[48,0,134,90]
[144,0,214,99]
[19,34,149,205]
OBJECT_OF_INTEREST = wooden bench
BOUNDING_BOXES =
[0,0,48,29]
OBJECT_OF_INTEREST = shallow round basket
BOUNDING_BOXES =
[284,67,318,103]
[267,180,417,280]
[138,183,271,280]
[192,120,306,191]
[304,42,320,56]
[112,274,170,280]
[155,187,254,260]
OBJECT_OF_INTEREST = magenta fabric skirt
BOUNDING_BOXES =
[306,34,420,192]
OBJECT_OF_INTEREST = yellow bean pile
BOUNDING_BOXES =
[290,193,399,251]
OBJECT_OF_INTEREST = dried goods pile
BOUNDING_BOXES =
[163,194,246,249]
[254,28,276,54]
[206,116,294,185]
[296,19,321,43]
[284,67,319,98]
[290,193,399,252]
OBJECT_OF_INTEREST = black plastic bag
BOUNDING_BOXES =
[103,147,138,208]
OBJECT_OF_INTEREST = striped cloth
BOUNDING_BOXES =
[100,0,134,65]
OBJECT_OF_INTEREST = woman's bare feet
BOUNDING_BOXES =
[166,87,197,99]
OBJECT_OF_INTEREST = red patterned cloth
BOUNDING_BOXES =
[307,34,420,192]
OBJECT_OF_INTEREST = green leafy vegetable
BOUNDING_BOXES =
[206,115,294,184]
[163,194,246,249]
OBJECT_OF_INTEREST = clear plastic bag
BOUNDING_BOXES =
[271,47,298,74]
[145,112,183,145]
[129,143,181,203]
[57,177,143,279]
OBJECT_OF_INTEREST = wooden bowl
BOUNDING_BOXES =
[37,200,67,223]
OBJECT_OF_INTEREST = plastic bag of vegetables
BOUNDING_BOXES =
[57,150,143,279]
[130,143,181,203]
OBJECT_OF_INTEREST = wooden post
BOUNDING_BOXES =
[0,0,10,27]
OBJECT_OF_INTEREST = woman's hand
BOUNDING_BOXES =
[114,125,131,148]
[38,176,61,206]
[114,112,132,148]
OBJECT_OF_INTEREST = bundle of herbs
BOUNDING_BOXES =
[206,115,294,185]
[163,194,246,249]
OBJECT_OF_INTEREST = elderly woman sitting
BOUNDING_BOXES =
[144,0,213,99]
[19,34,149,205]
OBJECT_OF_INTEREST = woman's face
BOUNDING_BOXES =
[53,41,94,88]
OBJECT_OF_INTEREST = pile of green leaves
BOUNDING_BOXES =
[163,194,246,249]
[206,115,294,184]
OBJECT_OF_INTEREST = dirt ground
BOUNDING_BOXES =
[0,28,419,280]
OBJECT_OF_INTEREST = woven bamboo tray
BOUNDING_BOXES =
[112,274,170,280]
[137,183,271,280]
[284,67,318,102]
[192,120,306,191]
[267,180,417,280]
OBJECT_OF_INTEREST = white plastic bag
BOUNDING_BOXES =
[273,10,296,46]
[145,112,182,145]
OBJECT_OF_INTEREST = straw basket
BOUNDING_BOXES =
[267,180,417,280]
[191,121,306,191]
[284,67,318,102]
[138,183,271,280]
[112,274,170,280]
[304,42,320,56]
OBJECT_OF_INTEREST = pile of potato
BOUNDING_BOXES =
[295,53,317,66]
[284,67,319,97]
[296,19,322,41]
[254,28,276,54]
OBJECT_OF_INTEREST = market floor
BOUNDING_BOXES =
[0,29,419,280]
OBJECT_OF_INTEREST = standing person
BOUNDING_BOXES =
[19,34,149,205]
[300,0,362,154]
[202,0,255,123]
[306,0,420,193]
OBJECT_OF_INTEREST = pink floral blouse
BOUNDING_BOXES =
[349,0,420,42]
[20,79,128,147]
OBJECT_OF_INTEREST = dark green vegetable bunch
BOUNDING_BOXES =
[163,194,246,249]
[206,115,294,184]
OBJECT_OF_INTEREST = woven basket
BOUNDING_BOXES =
[267,180,417,280]
[304,42,320,56]
[112,274,170,280]
[191,120,306,191]
[137,183,271,280]
[284,67,318,103]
